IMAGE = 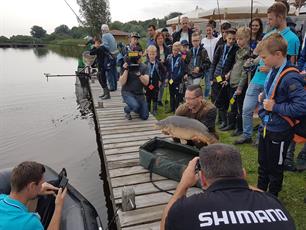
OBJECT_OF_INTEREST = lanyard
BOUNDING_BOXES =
[192,47,199,67]
[148,62,156,83]
[222,44,232,67]
[262,59,287,137]
[171,56,180,73]
[264,59,287,99]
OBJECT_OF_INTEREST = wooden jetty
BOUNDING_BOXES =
[89,79,202,229]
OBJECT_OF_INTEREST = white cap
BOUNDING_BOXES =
[101,24,109,32]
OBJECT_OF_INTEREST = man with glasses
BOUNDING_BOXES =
[173,17,194,48]
[175,84,217,148]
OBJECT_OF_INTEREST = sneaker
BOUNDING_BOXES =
[296,158,306,172]
[125,113,132,120]
[252,138,259,147]
[234,136,252,145]
[283,159,297,172]
[231,129,243,137]
[152,110,157,116]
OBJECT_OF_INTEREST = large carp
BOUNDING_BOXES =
[155,115,218,145]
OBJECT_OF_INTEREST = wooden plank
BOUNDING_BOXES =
[99,123,156,131]
[122,221,160,230]
[101,126,158,135]
[103,130,162,140]
[118,204,166,228]
[104,147,139,156]
[113,180,178,199]
[106,152,139,162]
[109,166,148,178]
[103,140,151,150]
[103,135,161,145]
[111,173,166,188]
[115,190,174,209]
[98,119,156,127]
[107,158,139,170]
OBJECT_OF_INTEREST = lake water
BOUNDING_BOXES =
[0,47,108,227]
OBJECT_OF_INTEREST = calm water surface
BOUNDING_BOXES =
[0,47,107,226]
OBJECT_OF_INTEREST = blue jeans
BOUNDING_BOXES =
[106,59,118,90]
[242,83,264,138]
[122,91,149,120]
[203,71,211,98]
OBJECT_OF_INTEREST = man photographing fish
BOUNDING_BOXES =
[157,84,218,148]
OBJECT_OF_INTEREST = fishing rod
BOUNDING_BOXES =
[216,0,222,31]
[62,0,95,36]
[44,72,93,82]
[63,0,85,26]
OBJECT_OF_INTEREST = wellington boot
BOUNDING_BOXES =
[220,112,236,131]
[99,88,106,98]
[296,151,306,171]
[102,87,111,100]
[219,110,227,129]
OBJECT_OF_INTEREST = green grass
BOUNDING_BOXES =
[48,38,84,46]
[154,86,306,230]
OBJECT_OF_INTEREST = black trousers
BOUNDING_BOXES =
[146,88,159,112]
[228,86,246,129]
[169,84,182,112]
[211,82,229,112]
[97,70,107,88]
[257,131,291,196]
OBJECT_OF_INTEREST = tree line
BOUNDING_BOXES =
[0,12,182,44]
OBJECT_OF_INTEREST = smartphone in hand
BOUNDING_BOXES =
[58,176,69,189]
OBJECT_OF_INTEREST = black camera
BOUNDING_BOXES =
[125,51,141,67]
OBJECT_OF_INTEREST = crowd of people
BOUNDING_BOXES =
[1,1,306,230]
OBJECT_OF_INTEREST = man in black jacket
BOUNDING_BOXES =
[90,37,111,99]
[172,17,193,49]
[161,144,295,230]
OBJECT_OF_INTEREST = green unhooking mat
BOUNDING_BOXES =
[139,137,199,183]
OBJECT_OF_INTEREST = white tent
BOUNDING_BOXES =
[198,0,296,20]
[166,6,207,25]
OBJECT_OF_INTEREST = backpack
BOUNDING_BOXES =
[102,46,115,71]
[270,67,306,143]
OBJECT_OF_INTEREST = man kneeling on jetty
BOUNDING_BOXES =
[0,161,67,230]
[174,84,218,148]
[161,144,295,230]
[119,32,150,120]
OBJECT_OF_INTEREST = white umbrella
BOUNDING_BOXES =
[198,0,275,20]
[166,6,207,25]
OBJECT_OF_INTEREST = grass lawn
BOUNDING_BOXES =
[154,86,306,230]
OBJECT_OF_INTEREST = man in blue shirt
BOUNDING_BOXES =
[147,24,156,47]
[101,24,118,92]
[0,161,66,230]
[235,2,300,145]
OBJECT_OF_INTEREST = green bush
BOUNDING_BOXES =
[9,35,42,44]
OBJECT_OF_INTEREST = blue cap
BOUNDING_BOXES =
[180,40,189,46]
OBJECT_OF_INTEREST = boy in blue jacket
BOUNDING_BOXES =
[165,42,187,113]
[256,33,306,197]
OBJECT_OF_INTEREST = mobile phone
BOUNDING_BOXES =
[195,159,201,174]
[58,176,69,189]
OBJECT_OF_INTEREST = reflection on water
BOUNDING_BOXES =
[0,47,107,226]
[75,77,92,118]
[33,47,49,58]
[48,44,84,59]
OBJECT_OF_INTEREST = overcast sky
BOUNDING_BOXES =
[0,0,273,37]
